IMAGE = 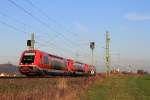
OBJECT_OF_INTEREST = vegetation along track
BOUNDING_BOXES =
[0,76,95,100]
[81,75,150,100]
[0,75,149,100]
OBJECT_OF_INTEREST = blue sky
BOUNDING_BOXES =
[0,0,150,72]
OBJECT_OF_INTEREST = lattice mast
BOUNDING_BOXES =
[105,31,110,75]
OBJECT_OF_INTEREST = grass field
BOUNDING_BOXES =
[81,75,150,100]
[0,75,149,100]
[0,77,94,100]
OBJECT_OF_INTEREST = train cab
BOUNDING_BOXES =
[19,50,42,75]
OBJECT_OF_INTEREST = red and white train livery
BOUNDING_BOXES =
[19,50,96,76]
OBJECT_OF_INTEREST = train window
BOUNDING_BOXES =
[21,55,35,64]
[44,56,49,64]
[64,59,67,67]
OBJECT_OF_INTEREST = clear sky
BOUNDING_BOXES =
[0,0,149,72]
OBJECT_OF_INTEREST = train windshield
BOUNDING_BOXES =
[21,52,35,64]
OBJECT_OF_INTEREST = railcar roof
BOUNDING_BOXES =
[24,49,65,59]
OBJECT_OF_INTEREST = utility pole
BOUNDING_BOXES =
[27,33,35,50]
[105,31,110,76]
[90,42,95,65]
[31,33,35,50]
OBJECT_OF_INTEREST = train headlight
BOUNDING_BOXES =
[91,70,95,75]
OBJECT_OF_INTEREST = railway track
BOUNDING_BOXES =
[0,75,90,79]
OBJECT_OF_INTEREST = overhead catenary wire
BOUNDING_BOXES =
[0,19,73,55]
[7,0,79,48]
[0,12,77,53]
[25,0,79,37]
[7,0,87,56]
[7,0,59,38]
[25,0,91,49]
[36,41,75,54]
[25,0,92,48]
[6,0,59,41]
[0,15,76,56]
[0,14,50,44]
[0,20,73,55]
[0,0,101,67]
[0,15,75,55]
[0,11,50,39]
[5,0,91,62]
[0,18,93,64]
[38,39,91,60]
[36,41,76,59]
[0,20,27,34]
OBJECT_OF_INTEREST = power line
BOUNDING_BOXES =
[25,0,79,37]
[32,0,91,48]
[0,12,75,52]
[0,21,73,55]
[0,11,50,39]
[0,20,27,33]
[0,17,49,47]
[0,14,58,46]
[7,0,78,48]
[23,0,87,49]
[7,0,51,29]
[36,41,75,58]
[0,18,94,63]
[36,41,75,54]
[7,0,61,43]
[7,0,71,49]
[6,0,90,61]
[0,19,92,63]
[35,38,90,59]
[0,17,75,55]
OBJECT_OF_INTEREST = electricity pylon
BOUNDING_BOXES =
[105,31,110,76]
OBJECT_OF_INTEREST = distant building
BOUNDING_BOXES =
[137,70,149,75]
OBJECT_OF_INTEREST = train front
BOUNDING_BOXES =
[18,50,39,76]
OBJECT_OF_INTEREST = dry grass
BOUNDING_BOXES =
[0,76,97,100]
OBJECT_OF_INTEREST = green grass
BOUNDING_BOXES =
[136,75,150,96]
[81,78,110,100]
[81,75,150,100]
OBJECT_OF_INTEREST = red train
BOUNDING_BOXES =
[19,50,96,76]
